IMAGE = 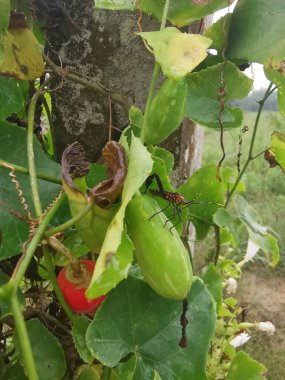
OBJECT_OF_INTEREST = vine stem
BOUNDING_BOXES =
[27,78,51,217]
[10,296,39,380]
[42,246,76,324]
[44,200,93,237]
[225,83,276,207]
[0,159,61,184]
[9,193,66,291]
[140,0,170,144]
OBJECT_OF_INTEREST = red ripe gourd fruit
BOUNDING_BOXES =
[57,259,105,314]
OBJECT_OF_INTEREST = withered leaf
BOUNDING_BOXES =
[0,12,45,80]
[91,141,127,208]
[264,149,279,168]
[61,141,127,208]
[61,142,90,193]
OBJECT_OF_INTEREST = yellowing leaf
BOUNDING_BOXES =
[267,131,285,171]
[0,13,44,80]
[0,0,10,62]
[137,27,212,79]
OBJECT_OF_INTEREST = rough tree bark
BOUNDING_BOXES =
[36,0,158,162]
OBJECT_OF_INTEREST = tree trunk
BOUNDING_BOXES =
[36,0,158,162]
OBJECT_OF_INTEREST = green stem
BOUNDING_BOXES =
[44,201,93,237]
[102,366,112,380]
[140,63,161,144]
[27,79,51,217]
[225,83,276,207]
[160,0,170,30]
[10,193,66,291]
[10,295,39,380]
[42,246,76,323]
[251,148,268,160]
[140,0,171,144]
[0,160,62,184]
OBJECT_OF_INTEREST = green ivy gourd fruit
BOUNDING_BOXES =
[144,78,188,145]
[126,194,193,300]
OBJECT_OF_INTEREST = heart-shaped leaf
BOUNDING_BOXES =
[0,122,61,259]
[0,76,24,120]
[178,165,224,240]
[186,61,253,129]
[13,318,66,380]
[227,0,285,71]
[137,27,212,79]
[225,351,266,380]
[139,0,234,27]
[72,316,93,364]
[236,195,279,266]
[86,277,216,380]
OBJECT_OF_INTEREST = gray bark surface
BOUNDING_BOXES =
[40,0,157,161]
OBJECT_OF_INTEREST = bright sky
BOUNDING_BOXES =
[214,1,270,89]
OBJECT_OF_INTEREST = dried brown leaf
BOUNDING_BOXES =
[61,142,90,193]
[91,141,127,208]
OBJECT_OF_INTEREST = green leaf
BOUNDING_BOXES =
[150,147,174,174]
[166,0,234,27]
[213,208,241,244]
[129,105,143,128]
[149,146,174,174]
[86,134,153,299]
[0,122,61,259]
[226,351,266,380]
[0,269,24,317]
[264,68,285,117]
[204,15,231,52]
[0,76,24,120]
[72,316,94,364]
[111,356,136,379]
[54,232,89,267]
[13,319,66,380]
[139,0,234,27]
[222,167,246,193]
[86,232,134,297]
[186,61,253,129]
[138,0,164,20]
[227,0,285,71]
[86,277,216,379]
[154,372,162,380]
[137,27,212,79]
[95,0,136,10]
[236,196,279,266]
[0,0,10,62]
[86,163,107,189]
[203,264,222,312]
[1,361,27,380]
[266,131,285,171]
[178,165,224,240]
[76,366,101,380]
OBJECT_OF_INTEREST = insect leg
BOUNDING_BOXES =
[144,173,165,194]
[149,201,171,221]
[169,205,182,234]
